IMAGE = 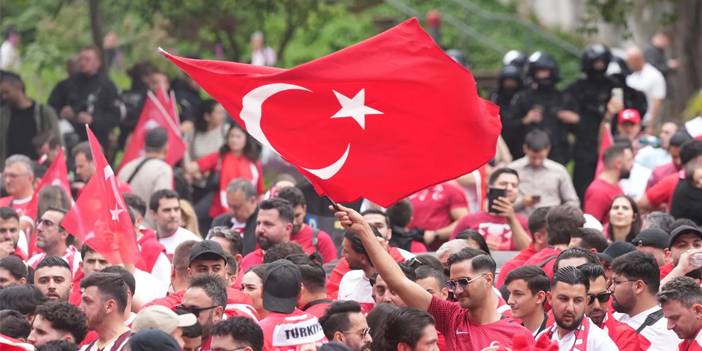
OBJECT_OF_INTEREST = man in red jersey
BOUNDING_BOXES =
[584,144,633,222]
[658,277,702,351]
[334,204,532,351]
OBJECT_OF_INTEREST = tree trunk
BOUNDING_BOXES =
[277,9,297,65]
[668,0,702,119]
[88,0,104,54]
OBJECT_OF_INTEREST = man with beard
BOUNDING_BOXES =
[612,250,680,350]
[239,198,294,274]
[319,300,373,351]
[659,225,702,286]
[506,52,579,163]
[536,266,617,350]
[584,144,634,223]
[150,189,201,256]
[180,275,227,351]
[79,272,132,351]
[657,277,702,350]
[33,256,72,301]
[27,301,87,346]
[579,263,640,350]
[276,186,337,262]
[332,204,532,350]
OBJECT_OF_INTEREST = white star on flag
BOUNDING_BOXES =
[110,206,124,221]
[331,89,383,129]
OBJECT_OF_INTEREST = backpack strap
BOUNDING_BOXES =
[126,157,155,184]
[636,309,664,333]
[312,226,320,255]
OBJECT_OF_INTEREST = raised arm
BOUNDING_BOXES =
[333,204,433,311]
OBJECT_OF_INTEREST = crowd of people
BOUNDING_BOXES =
[1,24,702,351]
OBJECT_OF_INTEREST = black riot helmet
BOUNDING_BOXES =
[581,44,612,79]
[527,51,559,88]
[502,50,528,71]
[498,64,523,91]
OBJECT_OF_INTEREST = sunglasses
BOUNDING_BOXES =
[445,273,486,293]
[588,292,612,305]
[176,304,218,317]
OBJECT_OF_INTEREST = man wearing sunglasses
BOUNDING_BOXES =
[28,208,81,277]
[180,274,228,351]
[333,204,532,351]
[611,250,681,351]
[579,263,640,351]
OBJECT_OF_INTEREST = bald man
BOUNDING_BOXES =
[625,46,666,130]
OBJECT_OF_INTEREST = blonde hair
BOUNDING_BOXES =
[179,199,201,238]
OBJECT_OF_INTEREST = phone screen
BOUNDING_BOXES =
[487,187,507,214]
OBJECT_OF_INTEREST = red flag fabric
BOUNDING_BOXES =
[26,148,71,220]
[119,89,186,170]
[61,126,139,265]
[161,18,500,207]
[0,334,34,351]
[595,122,614,176]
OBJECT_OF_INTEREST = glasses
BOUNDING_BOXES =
[176,304,218,317]
[445,273,486,293]
[343,327,371,339]
[588,292,612,305]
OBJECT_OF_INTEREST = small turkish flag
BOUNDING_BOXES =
[120,88,186,170]
[61,126,139,265]
[161,18,501,207]
[26,148,71,220]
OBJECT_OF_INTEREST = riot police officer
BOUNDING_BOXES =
[566,44,616,199]
[506,51,578,163]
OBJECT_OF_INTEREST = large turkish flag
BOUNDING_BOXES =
[161,18,501,207]
[61,126,139,264]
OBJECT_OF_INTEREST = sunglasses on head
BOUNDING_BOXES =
[445,273,486,293]
[588,292,612,305]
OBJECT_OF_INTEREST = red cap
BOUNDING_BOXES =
[618,108,641,125]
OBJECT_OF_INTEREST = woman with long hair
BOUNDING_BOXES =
[606,195,641,242]
[186,123,263,221]
[186,100,229,161]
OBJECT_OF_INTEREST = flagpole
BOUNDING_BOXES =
[324,196,341,211]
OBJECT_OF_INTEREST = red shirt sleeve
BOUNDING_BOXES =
[196,152,220,172]
[646,175,677,208]
[445,183,468,210]
[611,323,642,351]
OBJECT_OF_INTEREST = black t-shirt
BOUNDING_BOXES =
[7,103,39,159]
